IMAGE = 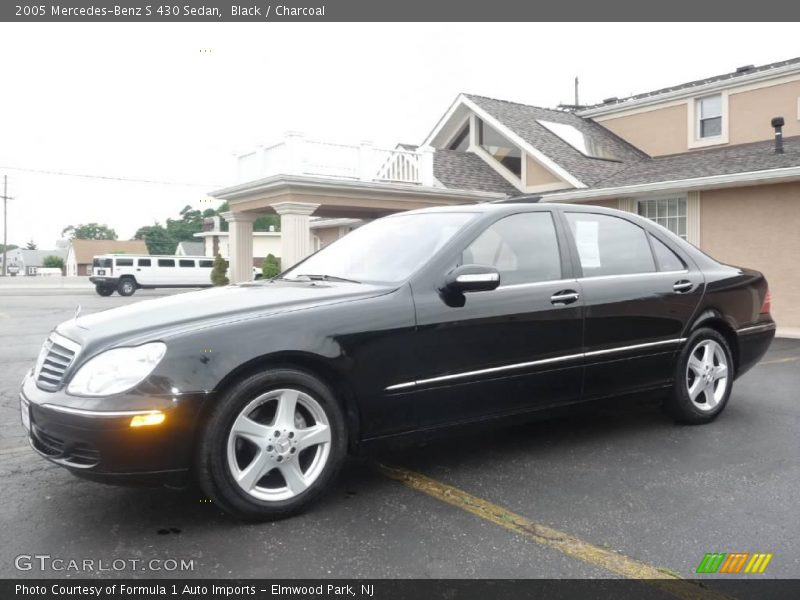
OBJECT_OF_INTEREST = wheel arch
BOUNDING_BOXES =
[204,351,361,451]
[687,309,739,374]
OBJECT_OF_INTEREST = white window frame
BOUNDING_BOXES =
[636,196,689,240]
[687,92,729,149]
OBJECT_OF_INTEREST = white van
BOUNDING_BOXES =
[89,254,260,296]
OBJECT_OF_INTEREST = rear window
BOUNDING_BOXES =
[138,259,151,267]
[158,259,175,267]
[199,260,213,268]
[115,258,133,267]
[179,259,195,268]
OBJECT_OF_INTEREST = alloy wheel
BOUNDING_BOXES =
[685,339,729,412]
[226,388,332,502]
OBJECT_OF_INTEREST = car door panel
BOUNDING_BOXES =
[402,210,585,430]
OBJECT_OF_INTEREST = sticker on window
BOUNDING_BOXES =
[574,220,601,268]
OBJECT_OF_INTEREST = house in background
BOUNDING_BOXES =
[2,248,68,276]
[212,56,800,330]
[175,241,205,256]
[66,239,149,276]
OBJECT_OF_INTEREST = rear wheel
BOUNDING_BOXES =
[95,284,114,297]
[197,368,346,520]
[664,328,733,424]
[117,277,136,296]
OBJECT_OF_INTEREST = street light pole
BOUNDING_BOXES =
[1,175,8,277]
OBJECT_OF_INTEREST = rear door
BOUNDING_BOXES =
[135,258,154,285]
[562,210,704,399]
[402,210,585,429]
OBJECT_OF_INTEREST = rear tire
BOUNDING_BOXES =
[95,284,114,297]
[664,327,734,424]
[117,277,136,296]
[196,368,347,520]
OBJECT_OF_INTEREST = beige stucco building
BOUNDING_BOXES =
[212,57,800,331]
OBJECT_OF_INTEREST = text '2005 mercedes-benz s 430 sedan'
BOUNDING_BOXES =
[20,204,775,519]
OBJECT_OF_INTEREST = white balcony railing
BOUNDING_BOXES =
[235,133,435,186]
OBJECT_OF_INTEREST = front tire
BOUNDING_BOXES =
[117,277,136,296]
[664,328,734,424]
[196,368,347,520]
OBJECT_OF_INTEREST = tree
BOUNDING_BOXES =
[42,255,65,273]
[26,240,37,250]
[210,254,229,286]
[134,224,176,255]
[0,244,18,252]
[261,254,281,279]
[62,223,117,240]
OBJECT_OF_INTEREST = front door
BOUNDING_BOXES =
[403,210,585,430]
[562,211,704,399]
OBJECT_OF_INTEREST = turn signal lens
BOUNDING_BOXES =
[760,289,772,315]
[130,412,165,428]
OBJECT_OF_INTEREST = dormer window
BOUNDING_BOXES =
[697,94,723,139]
[448,123,470,152]
[477,119,521,177]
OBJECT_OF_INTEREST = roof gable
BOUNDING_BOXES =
[70,239,149,264]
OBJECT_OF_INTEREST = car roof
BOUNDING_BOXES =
[401,202,622,216]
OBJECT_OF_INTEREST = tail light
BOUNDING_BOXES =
[760,288,772,315]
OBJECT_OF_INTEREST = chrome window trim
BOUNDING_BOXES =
[577,270,688,282]
[496,278,576,291]
[386,338,686,391]
[40,405,162,418]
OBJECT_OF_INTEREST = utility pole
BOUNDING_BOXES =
[1,175,11,277]
[574,76,580,107]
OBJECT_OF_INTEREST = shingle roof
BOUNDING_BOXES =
[70,239,149,264]
[465,94,647,187]
[580,57,800,111]
[589,135,800,189]
[433,149,520,195]
[176,241,204,256]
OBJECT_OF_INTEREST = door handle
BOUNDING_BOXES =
[673,280,693,293]
[551,290,580,305]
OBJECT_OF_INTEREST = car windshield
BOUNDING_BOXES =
[282,212,476,284]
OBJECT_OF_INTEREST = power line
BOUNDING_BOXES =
[0,165,223,188]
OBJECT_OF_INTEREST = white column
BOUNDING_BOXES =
[618,198,637,213]
[219,211,257,284]
[271,201,320,270]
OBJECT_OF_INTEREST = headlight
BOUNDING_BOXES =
[67,342,167,397]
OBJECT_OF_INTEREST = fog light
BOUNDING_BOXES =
[130,412,165,428]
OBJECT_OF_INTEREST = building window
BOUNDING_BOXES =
[696,94,722,139]
[638,197,687,239]
[477,119,521,178]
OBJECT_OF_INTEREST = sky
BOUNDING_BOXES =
[1,22,798,248]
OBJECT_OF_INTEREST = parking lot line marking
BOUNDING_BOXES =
[759,355,800,365]
[378,464,733,600]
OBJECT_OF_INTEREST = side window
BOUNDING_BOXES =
[462,212,561,286]
[565,213,655,277]
[115,258,133,267]
[199,260,213,268]
[158,259,175,268]
[179,259,195,268]
[138,259,151,267]
[650,236,685,272]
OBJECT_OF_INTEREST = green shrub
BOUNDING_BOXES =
[261,254,281,279]
[210,254,229,286]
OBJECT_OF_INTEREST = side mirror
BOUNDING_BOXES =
[442,264,501,294]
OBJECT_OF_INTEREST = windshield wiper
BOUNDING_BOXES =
[290,274,362,284]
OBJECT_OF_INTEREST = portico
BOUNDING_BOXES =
[210,134,510,283]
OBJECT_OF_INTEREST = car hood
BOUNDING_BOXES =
[56,280,395,347]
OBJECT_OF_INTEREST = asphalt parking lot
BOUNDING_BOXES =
[0,288,798,592]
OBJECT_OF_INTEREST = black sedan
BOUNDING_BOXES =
[20,203,775,519]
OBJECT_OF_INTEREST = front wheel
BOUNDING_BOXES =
[196,368,347,520]
[117,277,136,296]
[664,328,734,424]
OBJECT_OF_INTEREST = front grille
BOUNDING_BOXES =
[35,333,80,391]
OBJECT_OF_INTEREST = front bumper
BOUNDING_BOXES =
[89,276,119,286]
[20,372,210,486]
